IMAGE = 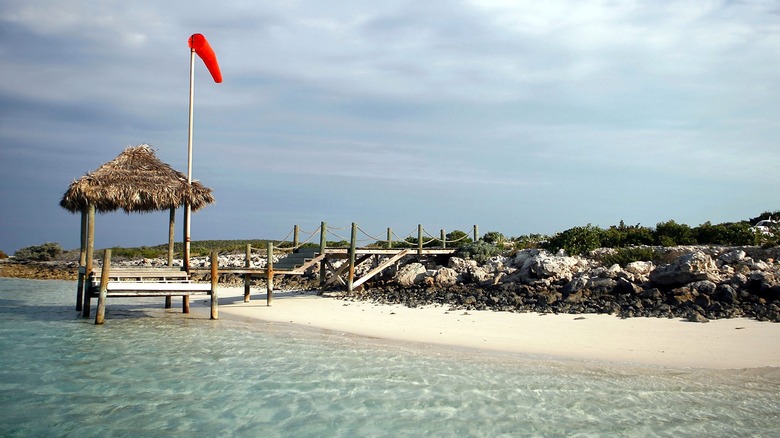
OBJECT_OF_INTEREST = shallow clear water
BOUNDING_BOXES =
[0,278,778,437]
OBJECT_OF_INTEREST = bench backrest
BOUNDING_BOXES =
[91,267,190,283]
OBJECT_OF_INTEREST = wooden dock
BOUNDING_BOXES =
[199,246,456,305]
[78,222,473,321]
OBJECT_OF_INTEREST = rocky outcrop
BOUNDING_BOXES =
[342,246,780,322]
[7,244,780,322]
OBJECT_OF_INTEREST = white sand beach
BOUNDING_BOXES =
[208,286,780,370]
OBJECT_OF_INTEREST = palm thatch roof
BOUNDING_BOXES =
[60,144,215,213]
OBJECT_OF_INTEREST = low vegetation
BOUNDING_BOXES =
[8,211,778,265]
[13,242,63,261]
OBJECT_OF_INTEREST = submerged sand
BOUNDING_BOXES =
[203,287,779,370]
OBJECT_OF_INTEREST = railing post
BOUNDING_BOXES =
[95,249,111,325]
[441,229,446,249]
[417,224,423,255]
[386,227,393,249]
[473,224,479,242]
[266,242,274,306]
[293,224,300,249]
[210,251,219,320]
[348,222,357,292]
[244,244,251,302]
[318,221,327,286]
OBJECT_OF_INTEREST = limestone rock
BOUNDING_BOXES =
[395,263,427,287]
[649,251,719,286]
[434,267,459,287]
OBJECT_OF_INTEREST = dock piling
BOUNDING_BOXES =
[266,242,274,306]
[95,249,111,325]
[244,244,251,302]
[210,251,219,320]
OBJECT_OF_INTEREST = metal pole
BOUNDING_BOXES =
[184,47,195,272]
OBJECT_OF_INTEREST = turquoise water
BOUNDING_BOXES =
[0,278,778,437]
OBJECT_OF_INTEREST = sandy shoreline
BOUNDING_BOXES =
[202,286,780,370]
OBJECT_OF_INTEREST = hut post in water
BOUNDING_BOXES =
[75,207,87,311]
[266,242,274,306]
[165,207,175,308]
[95,249,111,325]
[82,204,95,318]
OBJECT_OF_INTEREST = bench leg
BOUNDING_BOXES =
[182,295,190,313]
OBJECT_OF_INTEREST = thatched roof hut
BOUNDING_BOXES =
[63,145,216,315]
[60,144,214,213]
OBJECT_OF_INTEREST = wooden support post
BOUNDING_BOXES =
[266,242,274,306]
[293,224,300,249]
[417,224,423,255]
[386,227,392,249]
[474,224,479,242]
[348,222,357,292]
[168,208,176,266]
[95,249,111,325]
[82,204,95,318]
[76,208,87,311]
[165,209,175,309]
[210,251,219,320]
[244,244,251,302]
[441,229,446,249]
[318,221,327,286]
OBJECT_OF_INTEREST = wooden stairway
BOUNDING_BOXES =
[273,248,325,274]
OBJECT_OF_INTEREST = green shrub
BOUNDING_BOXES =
[599,247,657,267]
[14,242,63,261]
[456,241,502,264]
[510,234,549,250]
[482,231,506,246]
[694,221,756,246]
[601,221,654,247]
[546,224,603,256]
[654,220,695,246]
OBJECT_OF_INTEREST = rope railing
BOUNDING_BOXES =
[245,223,479,255]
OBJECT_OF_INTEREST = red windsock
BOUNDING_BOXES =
[188,34,222,83]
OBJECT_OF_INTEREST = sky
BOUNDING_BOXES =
[1,0,779,254]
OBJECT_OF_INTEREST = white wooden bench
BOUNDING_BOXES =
[88,250,219,324]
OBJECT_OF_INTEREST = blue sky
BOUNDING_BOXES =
[1,0,779,253]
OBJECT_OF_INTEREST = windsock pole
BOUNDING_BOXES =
[184,47,195,272]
